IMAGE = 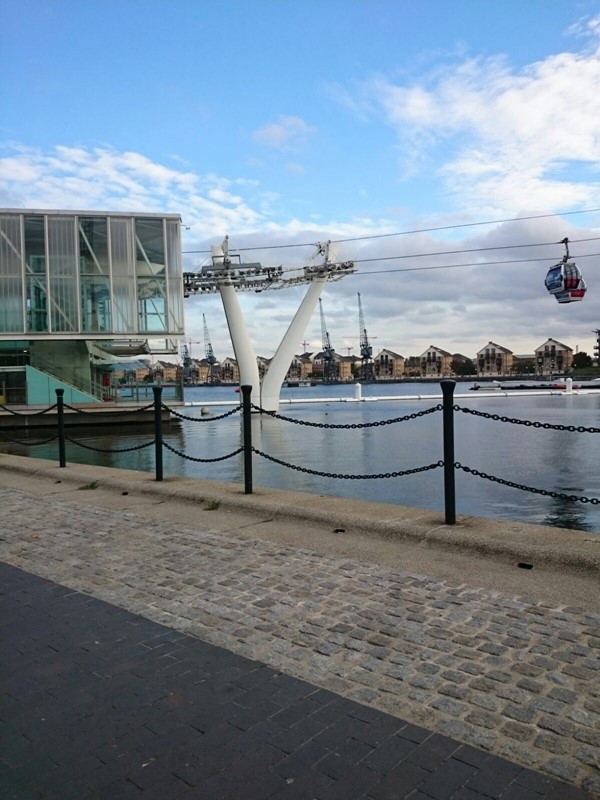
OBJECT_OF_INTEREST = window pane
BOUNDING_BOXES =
[110,217,136,332]
[47,216,78,331]
[166,219,183,333]
[0,215,24,332]
[79,217,109,275]
[136,218,166,332]
[81,275,112,332]
[24,216,48,331]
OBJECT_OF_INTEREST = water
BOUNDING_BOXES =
[8,381,600,533]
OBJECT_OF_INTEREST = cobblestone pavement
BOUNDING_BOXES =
[5,564,596,800]
[0,486,599,796]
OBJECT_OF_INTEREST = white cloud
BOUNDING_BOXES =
[360,40,600,214]
[0,143,264,238]
[252,115,316,151]
[1,142,598,363]
[566,13,600,41]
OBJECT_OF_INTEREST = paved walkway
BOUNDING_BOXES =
[0,470,599,797]
[1,563,595,800]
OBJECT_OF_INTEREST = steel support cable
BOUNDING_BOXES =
[250,404,442,428]
[182,208,600,253]
[455,463,600,505]
[252,447,444,480]
[162,403,242,422]
[162,440,244,462]
[455,405,600,433]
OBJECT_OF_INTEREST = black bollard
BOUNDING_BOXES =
[241,385,253,494]
[152,386,163,482]
[440,380,456,525]
[55,389,66,468]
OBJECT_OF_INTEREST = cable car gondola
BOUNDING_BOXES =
[545,237,587,303]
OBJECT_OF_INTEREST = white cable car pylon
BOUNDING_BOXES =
[183,237,356,411]
[545,237,587,304]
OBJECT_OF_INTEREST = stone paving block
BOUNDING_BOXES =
[1,486,600,799]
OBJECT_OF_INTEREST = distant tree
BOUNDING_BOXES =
[572,351,592,369]
[451,359,476,376]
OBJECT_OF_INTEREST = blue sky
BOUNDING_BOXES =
[2,0,600,360]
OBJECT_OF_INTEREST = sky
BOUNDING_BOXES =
[2,0,600,362]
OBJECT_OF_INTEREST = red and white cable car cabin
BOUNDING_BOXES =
[545,238,587,304]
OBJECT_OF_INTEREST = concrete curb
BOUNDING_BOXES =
[1,453,598,576]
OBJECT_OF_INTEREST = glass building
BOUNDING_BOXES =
[0,209,184,404]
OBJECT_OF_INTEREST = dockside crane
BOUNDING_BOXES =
[319,298,336,383]
[181,343,194,384]
[358,292,374,381]
[203,314,218,384]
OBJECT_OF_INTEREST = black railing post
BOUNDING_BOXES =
[241,385,253,494]
[440,380,456,525]
[152,386,163,482]
[55,389,66,468]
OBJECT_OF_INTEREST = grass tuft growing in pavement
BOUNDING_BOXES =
[78,480,100,491]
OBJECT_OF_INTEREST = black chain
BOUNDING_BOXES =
[455,462,600,505]
[63,402,155,414]
[163,403,242,422]
[252,448,444,480]
[0,429,58,446]
[250,403,443,429]
[0,403,58,416]
[162,441,244,462]
[456,405,600,433]
[64,437,155,453]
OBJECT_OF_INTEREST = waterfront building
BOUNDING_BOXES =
[220,357,239,384]
[0,209,184,405]
[535,338,573,375]
[419,346,453,378]
[373,349,405,380]
[153,360,180,383]
[337,354,356,382]
[476,342,514,377]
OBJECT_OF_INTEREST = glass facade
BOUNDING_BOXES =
[0,210,184,338]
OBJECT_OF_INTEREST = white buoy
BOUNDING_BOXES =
[355,382,362,401]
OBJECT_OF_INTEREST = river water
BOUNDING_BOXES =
[10,381,600,533]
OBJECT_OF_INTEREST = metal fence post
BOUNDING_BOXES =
[440,380,456,525]
[152,386,163,482]
[55,389,66,468]
[241,385,253,494]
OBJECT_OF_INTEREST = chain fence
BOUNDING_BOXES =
[0,429,58,446]
[456,405,600,434]
[252,448,443,481]
[64,437,156,454]
[454,463,600,506]
[251,403,442,429]
[0,403,57,416]
[453,402,600,508]
[1,384,598,524]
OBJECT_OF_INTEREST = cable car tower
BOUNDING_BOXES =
[183,237,355,410]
